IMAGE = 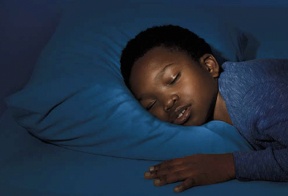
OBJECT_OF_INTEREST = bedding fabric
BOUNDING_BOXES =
[6,0,252,160]
[2,0,288,195]
[1,110,288,196]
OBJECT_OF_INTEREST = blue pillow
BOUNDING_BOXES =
[6,0,251,160]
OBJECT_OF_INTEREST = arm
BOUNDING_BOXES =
[144,153,235,192]
[234,81,288,181]
[217,59,288,181]
[234,122,288,181]
[234,148,288,181]
[143,117,288,192]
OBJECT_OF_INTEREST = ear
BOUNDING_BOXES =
[199,54,220,78]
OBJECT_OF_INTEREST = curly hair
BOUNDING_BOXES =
[120,25,212,89]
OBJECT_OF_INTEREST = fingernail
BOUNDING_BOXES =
[154,179,161,186]
[174,186,182,193]
[149,166,155,172]
[144,172,151,177]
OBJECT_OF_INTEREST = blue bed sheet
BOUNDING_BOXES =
[1,110,287,195]
[1,0,288,195]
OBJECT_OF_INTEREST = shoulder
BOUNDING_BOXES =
[219,59,288,96]
[219,59,288,133]
[221,59,288,82]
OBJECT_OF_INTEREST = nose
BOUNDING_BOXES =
[164,94,179,112]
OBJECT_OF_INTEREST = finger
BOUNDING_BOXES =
[147,164,188,181]
[150,158,182,172]
[145,159,185,179]
[153,178,164,186]
[147,163,161,173]
[159,158,183,169]
[174,178,197,193]
[144,164,161,179]
[153,169,188,186]
[144,171,157,179]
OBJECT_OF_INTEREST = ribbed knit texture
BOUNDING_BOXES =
[219,59,288,181]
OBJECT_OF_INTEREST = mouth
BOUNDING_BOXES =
[172,105,192,125]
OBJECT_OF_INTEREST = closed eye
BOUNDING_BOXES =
[146,100,156,111]
[169,73,180,85]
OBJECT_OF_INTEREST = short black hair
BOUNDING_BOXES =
[120,25,212,89]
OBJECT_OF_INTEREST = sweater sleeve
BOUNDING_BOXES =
[234,136,288,181]
[233,81,288,181]
[220,59,288,181]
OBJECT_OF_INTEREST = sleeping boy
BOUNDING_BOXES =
[120,25,288,192]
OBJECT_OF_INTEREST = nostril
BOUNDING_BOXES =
[164,105,171,112]
[164,100,172,112]
[164,94,178,112]
[172,94,179,102]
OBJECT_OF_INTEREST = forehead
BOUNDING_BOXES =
[129,47,170,95]
[130,46,193,76]
[129,47,188,97]
[132,47,175,74]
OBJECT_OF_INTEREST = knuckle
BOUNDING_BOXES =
[183,177,197,188]
[154,175,168,186]
[166,170,186,183]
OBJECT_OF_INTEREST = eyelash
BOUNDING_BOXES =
[146,73,180,111]
[146,101,156,110]
[169,73,180,85]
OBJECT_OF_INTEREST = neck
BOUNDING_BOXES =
[213,92,232,125]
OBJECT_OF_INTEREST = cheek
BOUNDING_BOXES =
[149,107,169,122]
[180,77,200,98]
[180,75,215,102]
[130,79,152,99]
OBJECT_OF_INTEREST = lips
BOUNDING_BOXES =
[172,105,192,125]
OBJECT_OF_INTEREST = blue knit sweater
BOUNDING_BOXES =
[219,59,288,181]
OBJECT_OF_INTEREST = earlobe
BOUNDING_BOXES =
[200,54,220,78]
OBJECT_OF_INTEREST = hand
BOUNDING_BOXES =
[144,153,235,193]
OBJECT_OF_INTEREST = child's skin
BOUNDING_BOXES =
[129,46,235,192]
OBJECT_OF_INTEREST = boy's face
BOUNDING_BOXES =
[129,46,220,126]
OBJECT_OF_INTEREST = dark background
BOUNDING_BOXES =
[0,0,67,115]
[1,0,288,116]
